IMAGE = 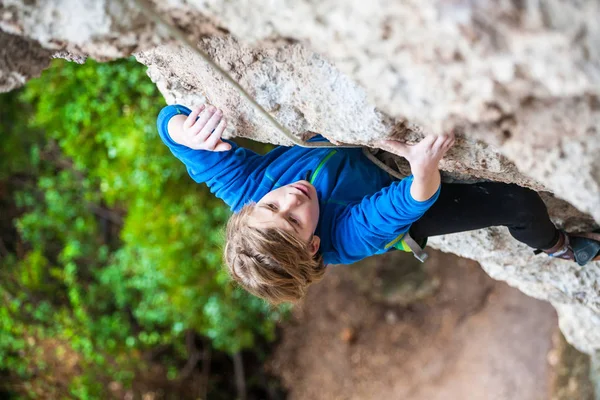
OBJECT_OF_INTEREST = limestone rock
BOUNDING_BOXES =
[137,37,540,190]
[1,0,600,355]
[0,0,162,60]
[0,30,52,92]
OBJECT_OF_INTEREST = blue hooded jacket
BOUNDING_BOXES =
[157,105,440,265]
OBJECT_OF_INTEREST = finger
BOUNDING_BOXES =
[439,138,454,156]
[184,105,205,129]
[204,119,227,150]
[443,136,453,150]
[377,139,410,157]
[418,134,438,150]
[198,109,223,141]
[429,135,446,152]
[439,133,452,143]
[189,106,217,136]
[214,141,232,152]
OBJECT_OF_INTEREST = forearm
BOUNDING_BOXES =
[410,168,441,201]
[335,176,440,262]
[167,114,187,144]
[342,176,440,237]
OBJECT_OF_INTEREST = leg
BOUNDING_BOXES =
[409,182,559,250]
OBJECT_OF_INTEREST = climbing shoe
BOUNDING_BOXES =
[540,230,600,266]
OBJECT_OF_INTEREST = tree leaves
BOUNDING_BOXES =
[0,57,284,397]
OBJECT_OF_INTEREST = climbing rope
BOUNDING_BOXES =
[133,0,404,179]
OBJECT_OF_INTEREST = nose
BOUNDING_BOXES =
[279,192,302,211]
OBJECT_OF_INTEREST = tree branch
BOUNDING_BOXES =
[199,338,212,400]
[88,204,123,226]
[0,236,9,258]
[232,352,246,400]
[178,329,202,381]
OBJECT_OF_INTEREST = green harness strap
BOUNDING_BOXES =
[309,150,337,184]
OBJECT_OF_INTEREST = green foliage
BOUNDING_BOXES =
[20,58,179,205]
[0,92,40,180]
[0,58,284,398]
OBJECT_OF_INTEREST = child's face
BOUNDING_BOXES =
[249,180,320,248]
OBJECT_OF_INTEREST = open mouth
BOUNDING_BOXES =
[292,183,311,199]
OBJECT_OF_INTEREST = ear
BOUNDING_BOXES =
[308,235,321,257]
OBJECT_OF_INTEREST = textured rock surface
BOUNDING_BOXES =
[0,31,52,92]
[1,0,600,355]
[0,0,161,60]
[138,39,544,191]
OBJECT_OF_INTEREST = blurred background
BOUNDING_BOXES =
[0,59,596,399]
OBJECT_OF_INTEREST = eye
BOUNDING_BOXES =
[289,216,300,226]
[267,203,278,211]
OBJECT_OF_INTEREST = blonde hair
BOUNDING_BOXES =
[224,203,326,305]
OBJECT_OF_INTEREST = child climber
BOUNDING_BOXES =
[157,104,600,304]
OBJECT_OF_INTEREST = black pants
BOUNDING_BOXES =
[409,182,559,250]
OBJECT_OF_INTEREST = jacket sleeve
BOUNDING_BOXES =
[157,107,263,212]
[333,176,440,262]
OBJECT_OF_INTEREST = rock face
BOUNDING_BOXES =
[1,0,599,356]
[0,30,52,92]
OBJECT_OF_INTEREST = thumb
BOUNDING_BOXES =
[376,139,411,157]
[214,140,232,152]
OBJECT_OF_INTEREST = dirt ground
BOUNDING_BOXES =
[269,249,559,400]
